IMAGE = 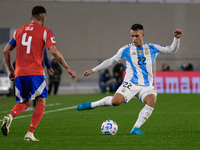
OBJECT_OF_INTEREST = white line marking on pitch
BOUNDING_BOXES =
[0,105,77,122]
[1,103,61,114]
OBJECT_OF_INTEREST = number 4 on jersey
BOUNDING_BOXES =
[22,33,32,54]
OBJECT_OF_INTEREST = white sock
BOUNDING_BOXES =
[91,96,113,108]
[8,114,13,119]
[133,104,154,128]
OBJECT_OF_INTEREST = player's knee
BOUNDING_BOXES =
[112,93,125,106]
[35,98,46,105]
[144,95,156,108]
[24,99,31,107]
[112,100,123,106]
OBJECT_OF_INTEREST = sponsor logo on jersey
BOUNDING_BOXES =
[132,52,136,55]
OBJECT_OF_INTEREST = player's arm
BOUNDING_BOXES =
[83,56,119,77]
[43,48,54,75]
[155,29,183,54]
[48,45,76,80]
[44,48,52,69]
[3,43,15,81]
[83,47,125,77]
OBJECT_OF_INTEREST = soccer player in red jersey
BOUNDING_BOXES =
[1,6,76,141]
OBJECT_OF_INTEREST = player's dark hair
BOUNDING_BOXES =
[131,24,144,31]
[32,6,46,16]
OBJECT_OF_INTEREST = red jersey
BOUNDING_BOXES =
[11,23,56,78]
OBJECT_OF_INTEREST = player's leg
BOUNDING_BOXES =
[77,81,137,111]
[93,93,125,107]
[130,88,157,135]
[1,76,32,136]
[1,100,31,136]
[24,75,47,141]
[77,96,112,111]
[9,76,33,118]
[10,99,31,118]
[24,97,45,141]
[77,93,125,111]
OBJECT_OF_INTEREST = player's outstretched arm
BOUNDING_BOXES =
[155,29,183,54]
[174,29,183,39]
[49,45,76,80]
[83,69,94,77]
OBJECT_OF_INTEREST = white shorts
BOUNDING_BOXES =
[116,81,157,103]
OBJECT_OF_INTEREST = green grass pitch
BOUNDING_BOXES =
[0,94,199,150]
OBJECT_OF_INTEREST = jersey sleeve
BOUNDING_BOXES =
[92,47,125,72]
[9,30,17,47]
[43,48,52,69]
[9,38,16,47]
[153,37,180,54]
[113,47,126,62]
[45,29,56,49]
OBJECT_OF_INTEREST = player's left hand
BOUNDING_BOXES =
[174,29,183,39]
[67,68,76,80]
[48,68,54,76]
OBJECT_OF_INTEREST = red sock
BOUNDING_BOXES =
[10,103,28,118]
[29,103,45,133]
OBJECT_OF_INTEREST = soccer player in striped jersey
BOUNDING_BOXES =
[77,24,183,135]
[1,6,76,141]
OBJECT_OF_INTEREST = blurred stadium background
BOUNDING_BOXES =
[0,0,200,94]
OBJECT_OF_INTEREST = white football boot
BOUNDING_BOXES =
[24,131,39,141]
[1,114,13,136]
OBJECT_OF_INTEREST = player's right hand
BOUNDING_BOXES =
[83,69,94,77]
[9,72,15,81]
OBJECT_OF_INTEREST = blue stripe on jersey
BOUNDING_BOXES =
[136,46,150,86]
[121,47,138,84]
[9,38,16,47]
[149,45,160,64]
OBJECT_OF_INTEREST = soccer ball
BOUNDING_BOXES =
[101,120,118,135]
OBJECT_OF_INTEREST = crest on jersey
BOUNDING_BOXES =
[138,50,143,55]
[51,37,56,43]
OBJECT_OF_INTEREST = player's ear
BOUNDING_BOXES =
[140,30,144,38]
[141,33,144,38]
[42,16,46,23]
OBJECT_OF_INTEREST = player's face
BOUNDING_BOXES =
[130,29,144,47]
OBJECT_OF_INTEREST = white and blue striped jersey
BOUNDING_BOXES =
[93,37,180,86]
